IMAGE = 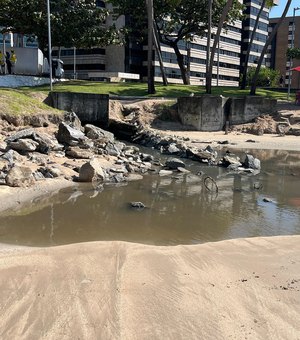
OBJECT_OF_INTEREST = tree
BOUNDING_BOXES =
[246,66,279,87]
[111,0,243,85]
[287,47,300,60]
[240,0,274,90]
[250,0,292,95]
[206,0,234,94]
[0,0,118,56]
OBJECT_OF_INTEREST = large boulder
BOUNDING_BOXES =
[6,128,62,154]
[84,124,114,142]
[5,128,36,143]
[8,138,39,152]
[5,165,34,187]
[79,159,105,182]
[57,122,86,146]
[64,111,83,131]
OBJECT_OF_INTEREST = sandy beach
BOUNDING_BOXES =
[0,236,299,339]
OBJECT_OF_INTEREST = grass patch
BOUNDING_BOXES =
[19,80,293,100]
[0,89,61,116]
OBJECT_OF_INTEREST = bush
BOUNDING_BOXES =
[246,67,280,87]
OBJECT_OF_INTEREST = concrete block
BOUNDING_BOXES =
[178,95,228,131]
[51,92,109,127]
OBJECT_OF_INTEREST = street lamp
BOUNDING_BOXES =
[47,0,53,91]
[287,6,300,100]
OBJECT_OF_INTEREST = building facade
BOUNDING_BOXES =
[1,1,278,85]
[268,16,300,88]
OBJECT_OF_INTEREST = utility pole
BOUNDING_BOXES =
[147,0,155,94]
[287,7,300,100]
[205,0,212,93]
[47,0,53,91]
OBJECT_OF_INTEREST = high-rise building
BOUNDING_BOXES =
[240,0,279,75]
[268,16,300,88]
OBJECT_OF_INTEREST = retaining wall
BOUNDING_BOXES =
[177,95,229,131]
[51,92,109,127]
[178,95,277,131]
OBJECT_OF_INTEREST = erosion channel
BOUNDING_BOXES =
[0,148,299,247]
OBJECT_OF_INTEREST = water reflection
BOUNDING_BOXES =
[0,149,299,247]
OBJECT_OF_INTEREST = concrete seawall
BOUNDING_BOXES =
[50,92,109,127]
[178,95,277,131]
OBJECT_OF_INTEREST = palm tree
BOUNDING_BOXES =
[240,0,274,90]
[250,0,292,95]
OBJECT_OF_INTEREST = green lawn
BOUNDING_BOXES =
[18,80,293,100]
[0,89,61,116]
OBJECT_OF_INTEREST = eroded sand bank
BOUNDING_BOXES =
[0,236,299,339]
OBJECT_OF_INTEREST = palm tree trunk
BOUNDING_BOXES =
[206,0,234,94]
[240,0,267,90]
[250,0,292,95]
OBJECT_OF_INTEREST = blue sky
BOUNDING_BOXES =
[269,0,300,18]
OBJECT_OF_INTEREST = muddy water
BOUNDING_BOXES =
[0,149,300,247]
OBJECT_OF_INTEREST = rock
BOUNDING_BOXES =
[126,173,143,181]
[48,167,62,178]
[26,115,49,128]
[276,122,290,136]
[1,149,24,164]
[85,124,114,142]
[253,182,262,190]
[8,138,39,152]
[177,167,190,173]
[222,155,242,168]
[57,122,86,145]
[64,111,83,131]
[109,167,128,174]
[5,128,36,143]
[34,132,64,153]
[130,201,146,209]
[167,143,180,154]
[105,141,123,157]
[140,153,154,162]
[159,169,173,176]
[165,158,185,170]
[5,165,34,187]
[79,159,105,182]
[33,171,45,181]
[243,154,261,170]
[6,128,62,154]
[66,147,93,159]
[110,174,125,183]
[237,167,254,173]
[263,197,275,203]
[0,141,7,152]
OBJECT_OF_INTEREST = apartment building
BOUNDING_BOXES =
[268,16,300,88]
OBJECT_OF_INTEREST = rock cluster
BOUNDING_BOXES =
[0,112,263,189]
[132,127,260,173]
[0,113,158,188]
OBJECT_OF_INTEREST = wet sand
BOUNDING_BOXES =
[0,236,299,339]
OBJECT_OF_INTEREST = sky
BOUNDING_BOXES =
[269,0,300,18]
